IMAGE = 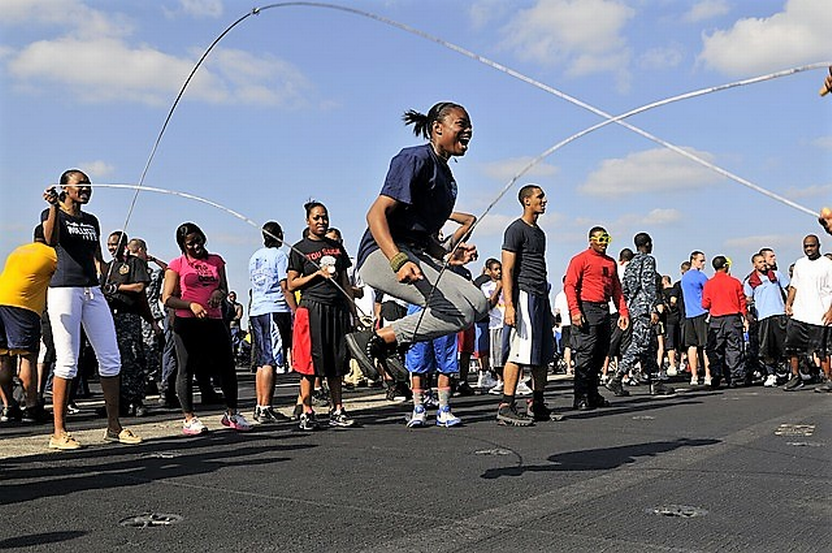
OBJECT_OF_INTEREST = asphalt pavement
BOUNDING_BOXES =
[1,371,830,553]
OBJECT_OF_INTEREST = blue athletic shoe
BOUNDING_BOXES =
[406,405,427,428]
[435,405,462,428]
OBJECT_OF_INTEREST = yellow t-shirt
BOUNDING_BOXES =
[0,242,58,314]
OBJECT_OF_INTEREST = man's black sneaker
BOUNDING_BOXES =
[814,380,832,393]
[783,374,804,391]
[496,404,534,427]
[291,403,304,421]
[0,404,22,423]
[21,405,45,424]
[311,388,330,407]
[526,400,559,422]
[573,397,595,411]
[588,394,611,408]
[650,382,676,396]
[345,329,380,381]
[456,382,476,397]
[298,412,320,431]
[605,377,630,397]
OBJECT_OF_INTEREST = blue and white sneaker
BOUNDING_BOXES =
[435,405,462,428]
[406,405,427,428]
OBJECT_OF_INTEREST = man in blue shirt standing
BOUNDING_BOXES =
[681,250,712,386]
[249,221,297,424]
[743,250,790,387]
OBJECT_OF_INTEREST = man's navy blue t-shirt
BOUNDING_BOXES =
[356,144,457,268]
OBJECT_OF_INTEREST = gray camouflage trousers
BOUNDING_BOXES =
[114,312,147,404]
[616,314,658,377]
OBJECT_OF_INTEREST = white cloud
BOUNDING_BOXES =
[812,136,832,151]
[468,0,512,30]
[79,160,116,179]
[0,0,131,38]
[783,183,832,199]
[579,147,722,196]
[684,0,730,23]
[499,0,634,90]
[698,0,832,76]
[6,37,312,107]
[617,208,683,227]
[478,156,559,182]
[179,0,223,18]
[723,234,801,251]
[638,46,684,70]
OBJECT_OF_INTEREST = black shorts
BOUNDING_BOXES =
[560,326,572,350]
[608,314,631,358]
[784,319,828,357]
[0,305,41,355]
[684,314,708,348]
[664,319,681,351]
[757,315,787,361]
[292,299,350,378]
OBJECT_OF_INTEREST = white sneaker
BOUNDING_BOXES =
[690,376,699,386]
[516,380,533,396]
[477,372,497,390]
[488,381,504,395]
[667,366,678,377]
[703,376,712,387]
[182,417,208,435]
[763,374,778,387]
[600,373,609,385]
[275,365,287,375]
[221,411,253,432]
[406,405,426,428]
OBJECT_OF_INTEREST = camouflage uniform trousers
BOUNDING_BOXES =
[114,311,147,404]
[142,318,162,384]
[616,313,658,378]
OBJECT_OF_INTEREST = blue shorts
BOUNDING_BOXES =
[474,321,489,356]
[405,303,458,375]
[250,312,292,369]
[0,305,41,355]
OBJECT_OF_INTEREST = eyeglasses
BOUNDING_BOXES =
[590,233,612,245]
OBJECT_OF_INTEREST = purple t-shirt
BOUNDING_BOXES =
[168,253,225,319]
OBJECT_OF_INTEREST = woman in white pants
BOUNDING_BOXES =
[42,169,141,450]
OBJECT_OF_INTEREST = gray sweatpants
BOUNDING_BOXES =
[359,247,489,344]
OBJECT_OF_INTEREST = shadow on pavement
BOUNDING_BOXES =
[0,531,87,549]
[480,437,720,479]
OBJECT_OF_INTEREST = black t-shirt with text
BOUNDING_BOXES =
[102,256,150,313]
[41,208,101,287]
[288,236,351,306]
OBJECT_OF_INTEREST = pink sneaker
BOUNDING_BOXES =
[221,411,252,432]
[182,417,208,435]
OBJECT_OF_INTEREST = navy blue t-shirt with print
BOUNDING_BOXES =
[41,208,101,288]
[502,218,548,297]
[356,144,457,268]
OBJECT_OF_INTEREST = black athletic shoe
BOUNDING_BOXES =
[605,377,630,397]
[588,394,611,408]
[496,404,534,427]
[650,381,676,396]
[345,329,380,381]
[526,400,558,422]
[0,404,22,423]
[783,374,804,391]
[291,403,304,421]
[21,405,45,424]
[456,382,476,397]
[573,397,595,411]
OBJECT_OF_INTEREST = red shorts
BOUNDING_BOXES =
[457,326,475,355]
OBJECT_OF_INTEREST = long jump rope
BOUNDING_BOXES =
[69,2,828,340]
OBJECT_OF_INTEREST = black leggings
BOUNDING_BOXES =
[173,317,238,412]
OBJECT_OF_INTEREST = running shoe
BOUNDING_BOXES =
[667,366,678,377]
[221,411,253,432]
[265,407,290,422]
[291,403,304,421]
[703,375,712,387]
[406,405,427,428]
[48,432,82,450]
[182,417,208,435]
[21,405,45,424]
[763,374,778,388]
[783,374,804,391]
[487,381,504,395]
[605,377,630,397]
[104,427,143,445]
[689,376,699,386]
[455,382,476,397]
[0,404,22,423]
[477,372,497,390]
[311,388,330,407]
[526,399,557,422]
[814,380,832,393]
[435,405,462,427]
[329,408,355,428]
[298,412,319,431]
[496,403,534,427]
[345,329,380,381]
[515,380,533,397]
[66,402,81,415]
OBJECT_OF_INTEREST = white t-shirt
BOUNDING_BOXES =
[481,279,505,329]
[554,290,571,327]
[790,255,832,325]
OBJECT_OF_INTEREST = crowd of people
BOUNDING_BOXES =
[1,100,831,450]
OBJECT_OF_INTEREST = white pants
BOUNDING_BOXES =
[47,287,121,379]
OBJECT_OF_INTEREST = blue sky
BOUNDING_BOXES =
[1,0,831,308]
